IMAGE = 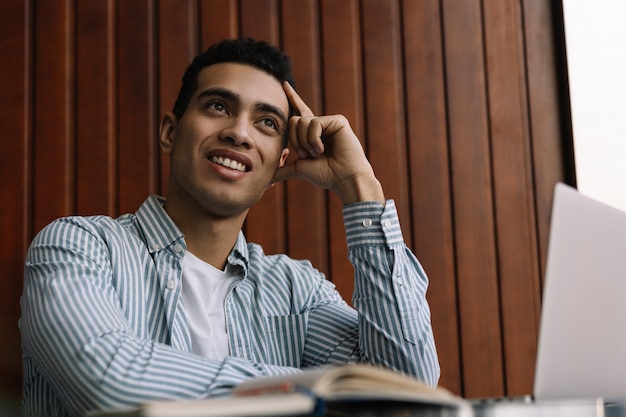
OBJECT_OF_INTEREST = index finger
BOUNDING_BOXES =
[283,81,315,117]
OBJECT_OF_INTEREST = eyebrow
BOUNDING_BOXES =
[197,87,288,126]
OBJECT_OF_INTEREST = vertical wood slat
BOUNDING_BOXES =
[0,0,30,395]
[76,0,116,216]
[401,0,461,395]
[319,0,364,298]
[32,0,74,231]
[157,0,198,195]
[281,0,328,274]
[523,0,571,279]
[200,0,239,48]
[117,0,157,215]
[239,0,286,255]
[483,0,542,396]
[361,0,412,240]
[239,0,280,42]
[442,0,504,398]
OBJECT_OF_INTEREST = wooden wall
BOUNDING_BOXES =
[0,0,574,401]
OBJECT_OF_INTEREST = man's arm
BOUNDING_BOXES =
[20,218,299,415]
[345,200,440,385]
[274,82,440,385]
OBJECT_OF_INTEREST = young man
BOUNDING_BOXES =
[20,38,439,416]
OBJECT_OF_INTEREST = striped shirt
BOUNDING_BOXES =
[20,195,440,417]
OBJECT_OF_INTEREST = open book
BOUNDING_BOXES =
[90,364,470,417]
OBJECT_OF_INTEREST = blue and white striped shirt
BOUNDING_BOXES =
[20,195,439,416]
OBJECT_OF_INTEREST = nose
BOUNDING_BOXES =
[219,115,252,148]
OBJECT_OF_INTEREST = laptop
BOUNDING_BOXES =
[533,183,626,402]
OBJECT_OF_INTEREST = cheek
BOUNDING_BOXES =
[170,124,208,154]
[261,149,287,172]
[257,136,288,161]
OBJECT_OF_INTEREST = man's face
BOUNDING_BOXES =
[160,63,290,218]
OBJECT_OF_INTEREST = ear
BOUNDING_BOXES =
[159,112,177,154]
[278,148,290,167]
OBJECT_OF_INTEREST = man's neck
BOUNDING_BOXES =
[164,197,246,271]
[182,221,242,270]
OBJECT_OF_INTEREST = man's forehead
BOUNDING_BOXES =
[195,63,289,111]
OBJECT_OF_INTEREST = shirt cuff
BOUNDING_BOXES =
[343,200,405,249]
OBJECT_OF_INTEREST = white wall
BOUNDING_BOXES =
[563,0,626,212]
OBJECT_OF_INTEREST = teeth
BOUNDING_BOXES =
[211,156,247,172]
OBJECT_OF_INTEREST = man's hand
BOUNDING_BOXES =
[273,82,385,205]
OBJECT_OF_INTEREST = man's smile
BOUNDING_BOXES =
[207,150,253,174]
[210,155,248,172]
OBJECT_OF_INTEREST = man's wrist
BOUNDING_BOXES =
[334,173,385,205]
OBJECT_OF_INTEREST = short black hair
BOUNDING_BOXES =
[172,38,296,134]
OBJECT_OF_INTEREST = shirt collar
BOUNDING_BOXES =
[135,195,185,254]
[135,195,251,274]
[228,231,250,274]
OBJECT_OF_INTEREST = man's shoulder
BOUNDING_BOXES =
[245,242,311,266]
[244,242,323,282]
[241,243,338,305]
[35,195,165,238]
[32,211,140,247]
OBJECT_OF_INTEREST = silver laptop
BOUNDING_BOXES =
[533,183,626,401]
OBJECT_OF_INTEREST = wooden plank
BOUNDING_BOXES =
[199,0,238,48]
[75,0,116,215]
[441,0,504,398]
[401,0,461,395]
[483,0,541,396]
[157,0,198,195]
[117,0,157,214]
[319,0,364,301]
[0,0,30,397]
[239,0,285,254]
[361,0,412,239]
[32,0,74,232]
[523,0,570,281]
[280,0,329,275]
[240,0,279,41]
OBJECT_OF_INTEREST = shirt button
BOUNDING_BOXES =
[173,243,183,253]
[396,277,404,286]
[383,219,393,228]
[166,280,177,290]
[151,242,160,251]
[362,218,373,228]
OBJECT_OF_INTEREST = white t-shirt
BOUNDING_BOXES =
[180,251,235,360]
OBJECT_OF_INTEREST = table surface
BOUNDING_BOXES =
[324,398,625,417]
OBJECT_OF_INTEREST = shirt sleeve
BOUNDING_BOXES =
[20,218,300,416]
[343,199,441,386]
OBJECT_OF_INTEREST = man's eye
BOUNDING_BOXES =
[206,102,227,112]
[261,118,277,130]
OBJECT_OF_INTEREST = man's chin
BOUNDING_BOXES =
[195,193,262,219]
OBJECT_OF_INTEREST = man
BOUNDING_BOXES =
[20,38,439,417]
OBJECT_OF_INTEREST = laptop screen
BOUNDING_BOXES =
[533,183,626,401]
